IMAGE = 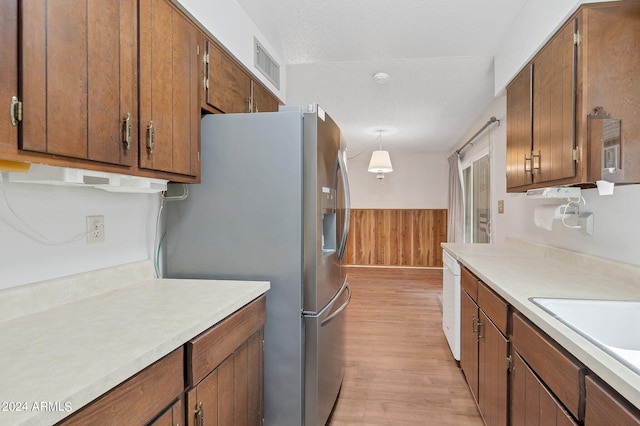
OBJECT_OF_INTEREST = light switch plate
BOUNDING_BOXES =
[498,200,504,214]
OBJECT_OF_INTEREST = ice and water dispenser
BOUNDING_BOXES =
[321,186,337,255]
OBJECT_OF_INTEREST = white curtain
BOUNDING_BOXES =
[447,153,464,243]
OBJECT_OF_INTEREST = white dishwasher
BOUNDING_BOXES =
[442,250,461,361]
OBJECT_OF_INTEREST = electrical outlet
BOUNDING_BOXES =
[86,215,105,243]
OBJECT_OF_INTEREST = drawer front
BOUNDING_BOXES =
[187,295,266,386]
[461,267,478,301]
[512,312,586,420]
[585,375,640,425]
[58,347,184,426]
[478,281,508,335]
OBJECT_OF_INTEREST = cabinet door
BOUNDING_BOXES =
[149,398,184,426]
[139,0,200,177]
[220,53,252,113]
[461,289,479,402]
[478,311,508,426]
[0,0,18,158]
[186,329,264,426]
[532,17,578,184]
[20,0,136,166]
[506,64,533,191]
[511,352,578,426]
[252,81,279,113]
[202,38,223,113]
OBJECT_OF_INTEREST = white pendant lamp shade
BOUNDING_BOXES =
[368,150,393,173]
[368,130,393,174]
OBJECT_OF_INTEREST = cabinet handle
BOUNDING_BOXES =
[472,316,478,335]
[195,401,204,426]
[524,153,532,174]
[146,121,154,155]
[532,151,541,172]
[254,102,259,113]
[122,113,132,151]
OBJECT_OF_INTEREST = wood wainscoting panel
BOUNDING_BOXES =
[344,209,447,267]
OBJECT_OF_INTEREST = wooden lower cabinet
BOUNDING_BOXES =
[461,289,480,401]
[478,310,509,426]
[149,398,184,426]
[185,296,266,426]
[585,375,640,426]
[185,330,264,426]
[459,267,509,426]
[57,348,184,426]
[511,352,577,426]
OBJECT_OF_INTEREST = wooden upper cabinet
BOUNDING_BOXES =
[220,53,252,113]
[200,33,281,115]
[0,0,18,159]
[531,17,578,185]
[506,65,533,191]
[506,1,640,192]
[139,0,200,178]
[20,0,137,166]
[252,80,280,113]
[201,37,224,113]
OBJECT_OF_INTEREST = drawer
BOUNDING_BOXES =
[478,281,508,335]
[585,375,640,425]
[512,312,586,421]
[461,267,478,301]
[187,295,266,386]
[58,347,184,426]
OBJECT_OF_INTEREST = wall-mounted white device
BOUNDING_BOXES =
[525,187,582,199]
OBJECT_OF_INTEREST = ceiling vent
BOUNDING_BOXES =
[254,38,280,90]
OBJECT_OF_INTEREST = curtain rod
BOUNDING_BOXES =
[456,116,500,155]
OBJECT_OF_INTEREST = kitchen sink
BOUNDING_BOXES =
[530,297,640,374]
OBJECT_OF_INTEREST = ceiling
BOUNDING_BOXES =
[236,0,529,154]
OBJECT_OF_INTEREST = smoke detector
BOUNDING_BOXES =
[372,72,390,84]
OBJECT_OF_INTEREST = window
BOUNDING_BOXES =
[462,149,491,243]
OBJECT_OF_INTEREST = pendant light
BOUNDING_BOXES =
[368,131,393,179]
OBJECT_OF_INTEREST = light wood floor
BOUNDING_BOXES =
[327,267,484,426]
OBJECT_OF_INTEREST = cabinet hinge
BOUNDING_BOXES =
[203,52,210,65]
[572,148,580,162]
[203,77,209,90]
[506,355,513,373]
[573,31,580,46]
[10,96,23,126]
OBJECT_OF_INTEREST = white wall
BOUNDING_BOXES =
[0,176,161,290]
[347,151,449,209]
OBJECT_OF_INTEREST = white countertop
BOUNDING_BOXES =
[0,261,270,426]
[442,239,640,410]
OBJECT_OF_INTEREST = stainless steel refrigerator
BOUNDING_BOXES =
[164,105,351,426]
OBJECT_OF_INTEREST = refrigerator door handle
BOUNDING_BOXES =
[336,150,351,260]
[321,282,351,327]
[302,278,348,318]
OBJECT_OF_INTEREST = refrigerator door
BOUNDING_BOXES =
[303,279,351,426]
[303,106,342,313]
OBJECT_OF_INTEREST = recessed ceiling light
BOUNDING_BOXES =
[372,72,390,84]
